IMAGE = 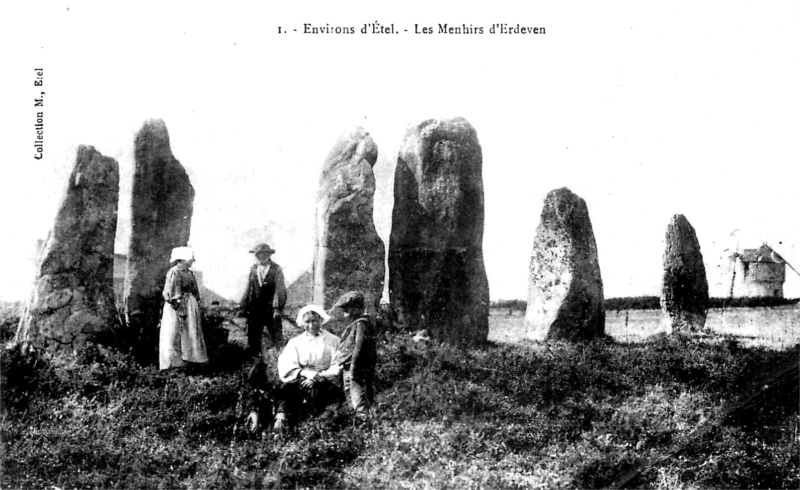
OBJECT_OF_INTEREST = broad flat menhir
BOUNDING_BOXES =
[389,117,490,345]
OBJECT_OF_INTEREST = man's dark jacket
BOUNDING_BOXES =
[241,262,287,351]
[240,262,287,316]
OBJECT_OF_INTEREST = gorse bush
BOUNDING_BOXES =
[1,327,797,489]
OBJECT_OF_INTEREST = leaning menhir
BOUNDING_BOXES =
[124,119,194,352]
[388,117,489,345]
[525,187,605,341]
[313,127,385,313]
[661,214,708,332]
[15,146,119,352]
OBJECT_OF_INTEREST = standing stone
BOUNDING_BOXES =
[313,127,385,313]
[15,146,119,352]
[525,188,605,341]
[661,214,708,332]
[388,117,489,345]
[124,119,194,357]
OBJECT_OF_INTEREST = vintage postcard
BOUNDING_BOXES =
[1,2,798,488]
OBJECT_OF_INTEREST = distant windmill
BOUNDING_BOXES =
[728,243,790,298]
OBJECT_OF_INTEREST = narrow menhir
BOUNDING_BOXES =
[661,214,709,332]
[124,119,194,361]
[313,127,385,314]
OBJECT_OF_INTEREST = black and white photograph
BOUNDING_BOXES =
[1,2,798,488]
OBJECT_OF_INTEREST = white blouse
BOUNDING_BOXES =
[277,330,341,383]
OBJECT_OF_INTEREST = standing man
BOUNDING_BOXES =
[240,243,287,355]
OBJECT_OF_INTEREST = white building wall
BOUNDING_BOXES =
[731,261,785,298]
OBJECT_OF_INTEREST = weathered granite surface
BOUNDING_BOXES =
[661,214,709,332]
[313,127,384,313]
[16,145,119,352]
[525,187,605,341]
[124,119,194,352]
[388,117,489,345]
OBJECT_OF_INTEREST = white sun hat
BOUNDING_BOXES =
[295,304,331,326]
[169,246,195,263]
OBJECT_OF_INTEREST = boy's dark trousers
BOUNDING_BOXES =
[344,366,374,414]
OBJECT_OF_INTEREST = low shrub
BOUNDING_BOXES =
[0,303,21,344]
[1,326,797,488]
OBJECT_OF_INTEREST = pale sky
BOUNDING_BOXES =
[1,1,799,302]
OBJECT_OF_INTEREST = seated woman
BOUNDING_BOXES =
[273,304,342,430]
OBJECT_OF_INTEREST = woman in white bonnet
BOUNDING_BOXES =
[159,246,208,371]
[268,304,341,430]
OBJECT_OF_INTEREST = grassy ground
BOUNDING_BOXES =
[1,307,798,489]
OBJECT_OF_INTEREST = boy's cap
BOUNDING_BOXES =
[332,291,365,310]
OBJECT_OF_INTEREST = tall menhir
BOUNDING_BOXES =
[388,117,490,345]
[15,146,119,352]
[661,214,708,332]
[526,187,605,341]
[124,119,194,362]
[313,127,385,314]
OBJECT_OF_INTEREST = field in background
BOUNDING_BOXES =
[490,305,800,350]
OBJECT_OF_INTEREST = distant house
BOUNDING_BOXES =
[729,244,786,298]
